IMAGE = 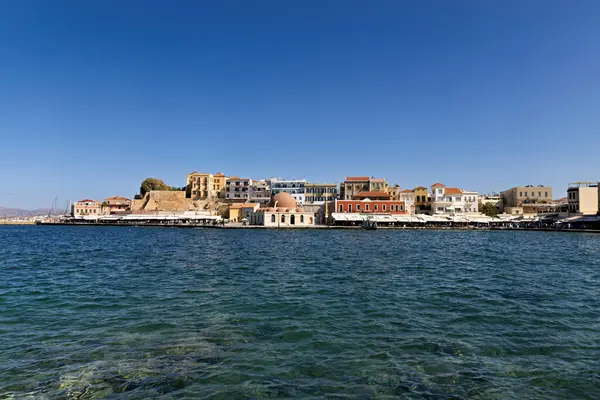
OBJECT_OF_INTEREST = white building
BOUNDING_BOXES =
[399,189,415,213]
[269,178,306,205]
[430,183,479,214]
[248,180,271,205]
[225,177,252,201]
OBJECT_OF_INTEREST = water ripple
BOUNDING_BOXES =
[1,227,600,398]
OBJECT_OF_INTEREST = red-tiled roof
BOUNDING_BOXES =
[401,189,413,193]
[414,186,427,190]
[370,178,386,182]
[345,176,370,181]
[214,173,226,177]
[105,196,130,201]
[354,191,392,199]
[444,187,463,195]
[431,182,446,188]
[77,199,101,204]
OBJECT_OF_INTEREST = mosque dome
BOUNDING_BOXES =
[268,192,297,209]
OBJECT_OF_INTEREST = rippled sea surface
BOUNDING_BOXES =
[2,226,600,399]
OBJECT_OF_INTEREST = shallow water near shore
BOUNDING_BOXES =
[2,226,600,399]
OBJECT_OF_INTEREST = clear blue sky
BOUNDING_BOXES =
[1,1,599,209]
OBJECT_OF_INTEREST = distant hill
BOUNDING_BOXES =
[0,207,67,217]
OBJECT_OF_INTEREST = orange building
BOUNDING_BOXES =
[335,199,406,214]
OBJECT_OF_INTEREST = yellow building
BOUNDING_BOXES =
[413,186,430,205]
[228,203,260,222]
[186,172,228,199]
[339,176,389,200]
[72,199,103,218]
[213,173,227,198]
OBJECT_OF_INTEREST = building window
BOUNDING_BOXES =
[365,204,369,211]
[281,215,285,223]
[348,204,352,212]
[532,192,535,196]
[520,192,522,197]
[545,191,548,197]
[300,215,304,223]
[382,204,386,211]
[339,204,343,212]
[374,204,378,211]
[356,204,360,211]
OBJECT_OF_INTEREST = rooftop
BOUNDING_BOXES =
[568,182,598,188]
[345,176,370,181]
[105,196,130,201]
[444,188,463,195]
[77,199,101,204]
[431,182,446,188]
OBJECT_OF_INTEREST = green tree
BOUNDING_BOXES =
[140,178,171,196]
[479,202,499,217]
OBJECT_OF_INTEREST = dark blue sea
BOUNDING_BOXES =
[2,226,600,399]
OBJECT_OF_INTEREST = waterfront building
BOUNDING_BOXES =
[228,203,260,222]
[430,183,479,214]
[225,177,252,201]
[248,180,272,205]
[305,183,337,203]
[186,172,227,199]
[269,178,306,205]
[250,192,314,227]
[399,189,415,213]
[339,176,388,200]
[103,196,131,214]
[500,185,553,215]
[335,192,407,214]
[413,186,430,205]
[567,182,599,215]
[72,199,103,218]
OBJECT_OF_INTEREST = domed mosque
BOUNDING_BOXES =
[250,192,314,227]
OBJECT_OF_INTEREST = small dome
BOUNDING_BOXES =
[268,192,297,208]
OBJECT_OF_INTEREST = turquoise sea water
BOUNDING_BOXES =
[1,226,600,399]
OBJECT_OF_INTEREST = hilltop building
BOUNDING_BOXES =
[248,180,272,205]
[186,172,227,200]
[225,177,252,201]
